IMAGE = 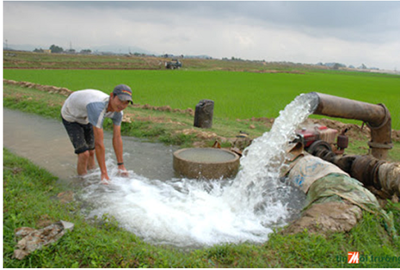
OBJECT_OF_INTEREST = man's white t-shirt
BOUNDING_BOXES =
[61,89,123,128]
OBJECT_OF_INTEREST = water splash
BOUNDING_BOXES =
[78,93,319,248]
[224,93,319,213]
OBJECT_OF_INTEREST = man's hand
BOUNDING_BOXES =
[100,173,110,185]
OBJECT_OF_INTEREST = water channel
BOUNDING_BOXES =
[3,108,178,182]
[3,93,314,248]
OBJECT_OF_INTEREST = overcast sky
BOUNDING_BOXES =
[3,1,400,70]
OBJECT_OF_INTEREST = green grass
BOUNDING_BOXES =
[4,69,400,129]
[3,148,400,267]
[4,82,400,162]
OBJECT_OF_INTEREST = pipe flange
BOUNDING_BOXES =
[368,141,393,149]
[366,103,390,130]
[372,160,387,190]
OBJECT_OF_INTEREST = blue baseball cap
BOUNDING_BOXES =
[113,84,133,104]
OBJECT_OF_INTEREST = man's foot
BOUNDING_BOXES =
[100,179,109,185]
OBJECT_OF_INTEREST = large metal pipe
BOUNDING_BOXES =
[312,148,400,197]
[309,92,393,160]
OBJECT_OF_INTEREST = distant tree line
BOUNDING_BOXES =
[317,62,378,70]
[33,44,91,54]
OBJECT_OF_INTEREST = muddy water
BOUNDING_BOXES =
[3,109,178,182]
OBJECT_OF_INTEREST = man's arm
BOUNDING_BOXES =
[93,126,109,181]
[112,124,128,176]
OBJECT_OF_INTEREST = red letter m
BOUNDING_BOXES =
[348,252,359,264]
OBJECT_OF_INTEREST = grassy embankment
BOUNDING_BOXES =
[3,50,327,71]
[4,148,400,268]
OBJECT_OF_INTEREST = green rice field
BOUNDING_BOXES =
[3,69,400,129]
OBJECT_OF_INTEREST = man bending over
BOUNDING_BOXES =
[61,84,133,183]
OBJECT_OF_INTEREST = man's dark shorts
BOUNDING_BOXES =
[62,117,95,154]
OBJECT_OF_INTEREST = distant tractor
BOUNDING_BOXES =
[165,59,182,69]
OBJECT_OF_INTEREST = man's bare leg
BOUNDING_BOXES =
[87,149,96,170]
[77,151,90,176]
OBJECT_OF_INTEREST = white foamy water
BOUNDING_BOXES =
[78,93,319,248]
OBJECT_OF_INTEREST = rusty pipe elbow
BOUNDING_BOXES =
[308,92,392,159]
[367,104,393,160]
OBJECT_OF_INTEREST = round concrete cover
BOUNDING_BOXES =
[173,148,240,179]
